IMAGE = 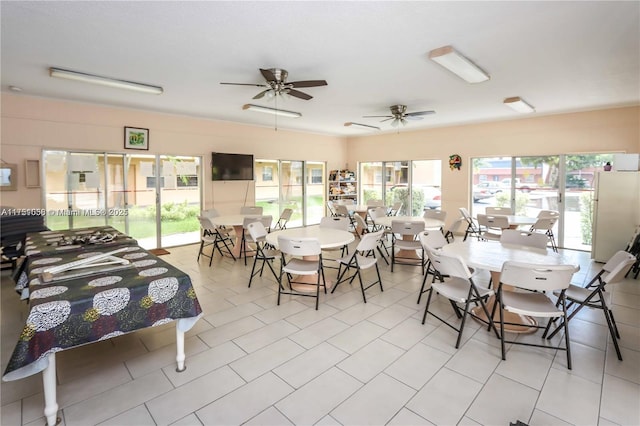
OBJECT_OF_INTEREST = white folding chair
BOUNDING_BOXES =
[332,230,385,303]
[421,248,499,348]
[240,206,263,215]
[494,261,576,368]
[500,229,548,249]
[390,219,426,273]
[247,221,280,287]
[197,215,236,262]
[485,206,513,215]
[477,214,509,241]
[274,208,293,230]
[423,209,447,232]
[529,217,558,252]
[459,207,481,241]
[544,250,636,360]
[240,215,272,265]
[277,236,326,310]
[417,230,449,304]
[319,216,350,262]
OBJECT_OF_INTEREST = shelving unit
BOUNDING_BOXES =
[328,169,357,203]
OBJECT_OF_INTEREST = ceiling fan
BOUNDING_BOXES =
[221,68,327,100]
[363,105,435,127]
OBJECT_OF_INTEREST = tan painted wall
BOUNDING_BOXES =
[347,106,640,226]
[0,94,347,213]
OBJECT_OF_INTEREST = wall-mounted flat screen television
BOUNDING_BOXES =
[211,152,254,181]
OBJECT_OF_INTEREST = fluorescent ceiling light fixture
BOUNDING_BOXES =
[504,96,535,113]
[49,67,163,94]
[428,46,490,83]
[242,104,301,118]
[344,122,380,130]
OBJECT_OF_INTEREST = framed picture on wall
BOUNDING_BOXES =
[124,127,149,150]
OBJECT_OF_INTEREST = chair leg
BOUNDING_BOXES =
[248,253,261,288]
[197,240,204,262]
[498,289,506,360]
[455,298,471,349]
[421,287,434,325]
[356,271,367,303]
[560,295,572,370]
[599,290,623,360]
[375,263,383,293]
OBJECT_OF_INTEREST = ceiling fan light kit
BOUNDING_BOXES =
[222,68,327,101]
[504,96,535,113]
[49,67,164,94]
[344,122,380,130]
[242,104,302,118]
[428,45,490,84]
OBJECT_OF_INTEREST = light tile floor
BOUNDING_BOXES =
[2,241,639,425]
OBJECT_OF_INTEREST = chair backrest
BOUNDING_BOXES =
[278,236,321,257]
[201,208,220,218]
[367,199,384,207]
[419,229,448,251]
[368,206,387,221]
[530,218,555,232]
[459,207,475,226]
[327,201,336,216]
[423,209,447,222]
[356,230,384,252]
[247,221,268,242]
[537,210,559,221]
[391,220,425,237]
[198,216,215,230]
[240,206,263,215]
[333,204,351,217]
[242,215,261,228]
[500,261,575,292]
[500,229,548,249]
[354,213,369,233]
[260,215,273,231]
[485,206,513,215]
[426,247,472,280]
[320,216,350,231]
[477,214,509,230]
[279,208,293,221]
[388,201,403,216]
[601,250,636,284]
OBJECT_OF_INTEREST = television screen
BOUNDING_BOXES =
[211,152,254,181]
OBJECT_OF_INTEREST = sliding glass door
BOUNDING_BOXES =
[43,150,202,250]
[471,153,616,251]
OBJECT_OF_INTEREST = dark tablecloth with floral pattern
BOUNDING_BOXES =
[3,240,202,381]
[12,226,139,294]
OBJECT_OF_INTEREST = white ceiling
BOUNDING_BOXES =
[1,1,639,137]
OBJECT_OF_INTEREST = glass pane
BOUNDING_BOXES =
[106,154,127,233]
[471,157,512,216]
[67,152,106,229]
[281,161,304,227]
[125,154,157,249]
[255,159,283,224]
[411,160,442,216]
[305,161,325,225]
[43,151,71,230]
[359,162,383,204]
[159,155,201,248]
[561,153,612,250]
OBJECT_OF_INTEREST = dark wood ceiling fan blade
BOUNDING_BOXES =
[259,68,276,81]
[406,110,436,117]
[288,80,328,88]
[380,117,395,123]
[253,89,271,99]
[287,89,313,100]
[363,115,393,118]
[220,82,268,87]
[404,115,424,121]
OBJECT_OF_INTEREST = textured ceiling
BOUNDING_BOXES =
[1,1,639,136]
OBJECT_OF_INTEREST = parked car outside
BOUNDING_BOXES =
[473,181,503,201]
[423,187,442,209]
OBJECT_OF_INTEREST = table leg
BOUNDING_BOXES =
[471,271,537,333]
[43,353,60,426]
[227,225,255,259]
[176,326,186,372]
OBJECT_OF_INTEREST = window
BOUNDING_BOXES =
[176,175,198,188]
[146,176,165,188]
[262,166,273,182]
[310,168,322,184]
